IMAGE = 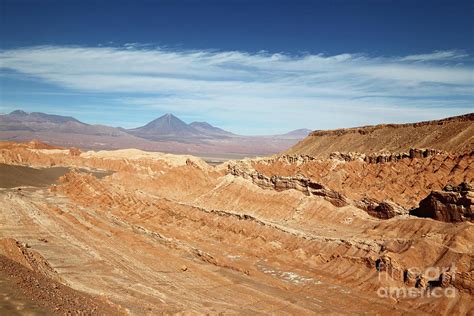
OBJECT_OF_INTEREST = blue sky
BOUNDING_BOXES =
[0,0,473,135]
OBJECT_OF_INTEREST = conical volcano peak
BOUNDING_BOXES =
[9,110,29,116]
[128,113,200,137]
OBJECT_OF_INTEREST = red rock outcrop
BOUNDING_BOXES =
[410,183,473,222]
[355,198,407,219]
[252,151,474,209]
[228,162,349,207]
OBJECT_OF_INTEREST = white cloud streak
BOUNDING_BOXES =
[400,50,468,62]
[0,45,472,134]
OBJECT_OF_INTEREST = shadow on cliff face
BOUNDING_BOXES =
[409,182,473,222]
[0,163,112,189]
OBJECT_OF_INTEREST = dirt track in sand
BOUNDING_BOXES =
[0,140,473,315]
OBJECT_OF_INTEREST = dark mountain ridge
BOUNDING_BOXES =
[0,110,123,136]
[7,110,84,124]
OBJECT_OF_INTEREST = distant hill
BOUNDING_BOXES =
[277,128,312,139]
[189,121,234,137]
[286,113,474,157]
[8,110,82,124]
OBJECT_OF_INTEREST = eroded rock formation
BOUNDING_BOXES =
[228,162,348,207]
[251,151,473,209]
[410,183,473,222]
[355,198,407,219]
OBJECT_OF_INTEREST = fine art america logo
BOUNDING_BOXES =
[376,261,457,299]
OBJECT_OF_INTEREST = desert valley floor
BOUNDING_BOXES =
[0,114,473,315]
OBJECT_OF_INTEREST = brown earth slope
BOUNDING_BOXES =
[287,113,474,157]
[0,139,473,315]
[0,238,126,315]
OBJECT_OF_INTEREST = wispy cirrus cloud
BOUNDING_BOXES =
[399,50,469,62]
[0,45,472,134]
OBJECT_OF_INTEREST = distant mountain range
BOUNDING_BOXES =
[127,113,235,140]
[0,110,311,156]
[0,110,125,136]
